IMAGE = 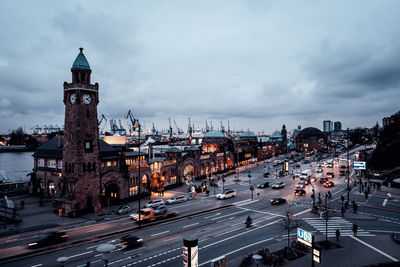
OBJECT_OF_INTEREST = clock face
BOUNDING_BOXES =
[82,94,91,104]
[69,93,76,104]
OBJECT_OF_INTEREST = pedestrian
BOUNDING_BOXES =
[345,201,349,210]
[353,203,358,213]
[341,206,345,217]
[367,185,371,194]
[365,191,369,199]
[341,195,344,204]
[336,229,340,241]
[353,223,358,236]
[388,192,392,200]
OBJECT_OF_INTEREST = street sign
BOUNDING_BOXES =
[353,161,366,170]
[297,228,313,247]
[313,247,321,264]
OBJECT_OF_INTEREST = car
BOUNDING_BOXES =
[272,182,285,189]
[294,188,306,196]
[320,177,328,184]
[339,170,346,176]
[145,199,164,208]
[324,181,335,188]
[117,205,131,215]
[316,167,323,173]
[296,181,306,189]
[153,205,168,215]
[166,195,187,205]
[119,235,143,249]
[263,172,270,178]
[326,172,334,179]
[216,189,236,199]
[271,197,286,205]
[28,231,68,249]
[258,181,270,188]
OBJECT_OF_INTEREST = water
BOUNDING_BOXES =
[0,152,33,182]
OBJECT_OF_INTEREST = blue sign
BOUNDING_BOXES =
[353,161,366,170]
[297,228,313,247]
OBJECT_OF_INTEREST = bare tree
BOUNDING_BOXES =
[280,207,300,248]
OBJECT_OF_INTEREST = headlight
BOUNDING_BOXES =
[137,239,143,242]
[28,242,37,246]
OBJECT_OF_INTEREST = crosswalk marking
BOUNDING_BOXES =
[303,217,375,237]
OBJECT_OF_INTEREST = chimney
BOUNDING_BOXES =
[57,132,63,148]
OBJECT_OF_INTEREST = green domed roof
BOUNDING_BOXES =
[203,130,225,138]
[72,48,91,70]
[240,130,256,137]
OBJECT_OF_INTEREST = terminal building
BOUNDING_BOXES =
[31,49,261,216]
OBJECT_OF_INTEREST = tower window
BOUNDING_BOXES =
[84,140,93,153]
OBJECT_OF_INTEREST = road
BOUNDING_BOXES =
[2,149,400,266]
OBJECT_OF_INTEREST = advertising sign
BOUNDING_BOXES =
[313,247,321,263]
[183,236,198,267]
[297,228,313,247]
[353,161,366,170]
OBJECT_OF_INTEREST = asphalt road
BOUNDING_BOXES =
[2,149,400,267]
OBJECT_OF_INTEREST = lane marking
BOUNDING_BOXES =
[123,246,146,254]
[164,236,181,242]
[237,207,285,217]
[68,250,93,259]
[211,210,247,220]
[349,236,399,262]
[199,237,273,266]
[86,227,105,233]
[204,213,220,219]
[151,230,170,237]
[31,264,42,267]
[183,222,199,228]
[383,199,388,206]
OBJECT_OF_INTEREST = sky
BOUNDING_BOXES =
[1,1,400,135]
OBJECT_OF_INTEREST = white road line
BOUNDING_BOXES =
[237,207,285,217]
[31,264,42,267]
[151,230,170,237]
[199,237,274,266]
[123,246,146,254]
[68,250,93,259]
[383,199,388,206]
[86,227,105,233]
[349,236,399,262]
[204,213,220,219]
[121,221,133,225]
[164,236,181,242]
[211,209,247,220]
[183,222,199,228]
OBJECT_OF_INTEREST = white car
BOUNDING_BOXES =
[145,199,164,208]
[166,195,187,205]
[117,205,131,215]
[216,189,236,199]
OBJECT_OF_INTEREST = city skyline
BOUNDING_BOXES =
[1,1,400,133]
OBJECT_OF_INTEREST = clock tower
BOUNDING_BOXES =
[60,48,100,215]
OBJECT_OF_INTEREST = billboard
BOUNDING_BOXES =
[353,161,366,170]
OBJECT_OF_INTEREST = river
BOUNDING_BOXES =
[0,152,34,182]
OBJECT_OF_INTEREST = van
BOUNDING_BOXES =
[300,169,312,179]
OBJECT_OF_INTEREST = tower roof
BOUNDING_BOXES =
[72,48,91,70]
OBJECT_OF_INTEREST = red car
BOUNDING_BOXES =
[324,181,334,188]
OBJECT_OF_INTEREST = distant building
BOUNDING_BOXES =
[296,127,326,152]
[323,120,333,133]
[382,117,391,128]
[334,121,342,131]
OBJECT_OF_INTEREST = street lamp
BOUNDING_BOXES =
[346,128,350,204]
[57,257,69,267]
[96,243,116,267]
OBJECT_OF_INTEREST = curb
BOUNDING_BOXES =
[0,204,233,264]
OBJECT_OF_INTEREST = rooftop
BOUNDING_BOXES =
[71,48,91,70]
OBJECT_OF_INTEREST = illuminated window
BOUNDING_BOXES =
[38,158,45,167]
[129,186,138,196]
[57,161,62,169]
[107,161,112,167]
[101,162,105,168]
[171,176,177,184]
[47,160,57,169]
[113,161,117,166]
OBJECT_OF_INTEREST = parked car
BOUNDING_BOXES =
[28,231,68,249]
[119,235,143,249]
[324,181,335,188]
[326,172,334,179]
[145,199,164,208]
[166,195,187,205]
[117,205,131,215]
[294,188,306,196]
[272,182,285,189]
[216,189,236,199]
[153,205,168,215]
[320,177,328,184]
[271,197,286,205]
[258,181,270,188]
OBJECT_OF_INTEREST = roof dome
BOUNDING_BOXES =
[203,130,225,138]
[240,130,256,137]
[297,127,325,138]
[72,48,91,70]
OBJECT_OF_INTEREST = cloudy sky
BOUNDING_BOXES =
[1,1,399,134]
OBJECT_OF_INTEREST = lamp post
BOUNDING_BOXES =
[248,171,251,185]
[96,243,116,267]
[346,128,350,204]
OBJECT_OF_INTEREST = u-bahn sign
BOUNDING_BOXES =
[353,161,366,170]
[297,228,313,247]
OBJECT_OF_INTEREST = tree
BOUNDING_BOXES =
[280,208,300,248]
